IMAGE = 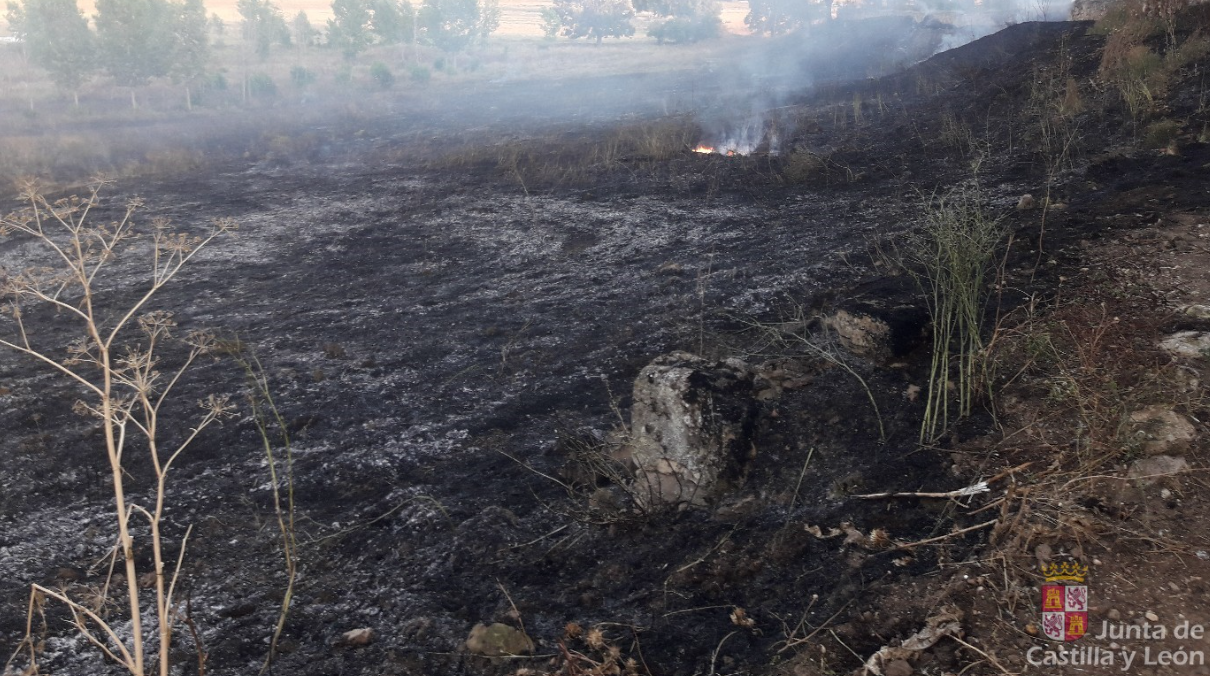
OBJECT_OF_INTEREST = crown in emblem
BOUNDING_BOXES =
[1042,561,1089,583]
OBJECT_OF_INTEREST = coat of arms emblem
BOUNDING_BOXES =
[1041,561,1089,641]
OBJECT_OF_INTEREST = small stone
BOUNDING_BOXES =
[579,591,600,607]
[219,601,257,618]
[588,487,619,512]
[465,622,534,656]
[1160,488,1172,499]
[338,628,375,647]
[1017,194,1037,210]
[1108,609,1122,621]
[1128,455,1190,484]
[55,567,81,583]
[1025,623,1039,636]
[1128,406,1196,455]
[823,309,892,360]
[1182,304,1210,319]
[1197,551,1209,561]
[1145,611,1159,622]
[1035,543,1052,566]
[885,659,913,676]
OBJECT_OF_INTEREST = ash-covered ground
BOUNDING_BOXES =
[4,15,1210,676]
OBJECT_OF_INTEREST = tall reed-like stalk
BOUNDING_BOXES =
[908,188,1004,444]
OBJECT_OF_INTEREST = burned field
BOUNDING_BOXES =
[4,13,1210,676]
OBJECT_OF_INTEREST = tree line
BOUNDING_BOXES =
[543,0,723,45]
[2,0,846,108]
[540,0,842,46]
[2,0,501,106]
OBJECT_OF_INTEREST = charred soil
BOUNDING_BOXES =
[3,12,1210,676]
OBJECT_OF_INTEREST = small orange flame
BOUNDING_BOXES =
[693,145,715,154]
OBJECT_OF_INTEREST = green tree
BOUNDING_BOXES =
[235,0,287,104]
[327,0,371,58]
[291,9,315,46]
[418,0,497,54]
[743,0,827,35]
[480,0,498,39]
[208,12,224,46]
[95,0,175,107]
[552,0,634,44]
[370,60,395,87]
[13,0,96,104]
[539,5,560,38]
[6,1,34,109]
[643,0,719,43]
[369,0,414,43]
[172,0,208,109]
[4,0,25,37]
[238,0,288,60]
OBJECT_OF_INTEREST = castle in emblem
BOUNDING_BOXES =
[1041,561,1090,641]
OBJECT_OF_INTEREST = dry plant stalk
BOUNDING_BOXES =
[0,179,235,676]
[226,346,298,674]
[1028,38,1083,261]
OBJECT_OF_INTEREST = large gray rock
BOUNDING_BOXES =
[1159,331,1210,360]
[629,352,758,506]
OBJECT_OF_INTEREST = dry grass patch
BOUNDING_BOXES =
[990,285,1205,477]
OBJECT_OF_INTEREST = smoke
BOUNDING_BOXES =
[690,15,947,154]
[0,0,1080,180]
[930,0,1076,52]
[688,1,1075,155]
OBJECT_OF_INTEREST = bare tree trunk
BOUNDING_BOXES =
[240,37,249,105]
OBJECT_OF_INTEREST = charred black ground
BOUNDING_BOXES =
[3,13,1210,676]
